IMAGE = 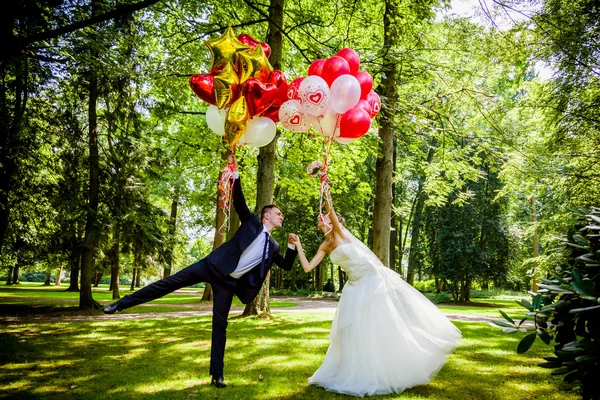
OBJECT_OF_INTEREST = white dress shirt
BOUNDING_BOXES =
[230,225,270,279]
[229,171,295,279]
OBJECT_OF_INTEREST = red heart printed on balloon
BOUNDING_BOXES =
[289,113,301,125]
[308,90,324,105]
[242,78,278,116]
[189,74,216,105]
[238,33,271,58]
[267,70,289,107]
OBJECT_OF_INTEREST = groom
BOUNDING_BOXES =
[102,156,298,388]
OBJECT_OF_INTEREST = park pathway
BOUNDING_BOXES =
[0,295,508,325]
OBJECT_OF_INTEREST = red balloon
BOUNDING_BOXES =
[321,56,351,86]
[267,70,288,107]
[339,107,370,139]
[190,74,216,105]
[287,77,304,100]
[336,48,360,74]
[262,105,280,123]
[242,78,279,116]
[308,59,326,76]
[354,71,373,99]
[237,33,271,58]
[355,99,372,115]
[365,91,381,118]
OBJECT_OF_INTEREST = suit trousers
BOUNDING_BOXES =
[116,259,238,377]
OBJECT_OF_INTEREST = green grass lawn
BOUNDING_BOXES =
[438,298,526,320]
[0,312,577,400]
[0,283,296,313]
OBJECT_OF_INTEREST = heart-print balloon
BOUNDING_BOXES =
[237,33,271,59]
[189,74,216,105]
[365,91,381,118]
[242,78,278,116]
[298,75,330,117]
[287,77,304,100]
[267,70,289,107]
[279,100,310,132]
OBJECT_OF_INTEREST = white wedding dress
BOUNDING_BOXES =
[308,235,462,397]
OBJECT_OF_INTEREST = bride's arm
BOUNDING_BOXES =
[324,189,344,235]
[292,236,327,273]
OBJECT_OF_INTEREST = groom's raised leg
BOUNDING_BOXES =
[105,259,210,313]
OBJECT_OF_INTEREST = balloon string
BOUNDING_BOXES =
[319,138,333,236]
[217,156,237,235]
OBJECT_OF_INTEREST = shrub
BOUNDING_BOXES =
[413,279,436,293]
[492,206,600,399]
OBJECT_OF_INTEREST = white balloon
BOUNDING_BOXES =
[279,100,310,132]
[238,117,276,147]
[329,74,361,114]
[335,136,356,145]
[317,105,340,137]
[206,105,225,135]
[298,76,330,117]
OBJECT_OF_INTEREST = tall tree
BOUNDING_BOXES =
[242,0,284,317]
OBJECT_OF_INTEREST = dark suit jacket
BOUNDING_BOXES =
[206,177,297,304]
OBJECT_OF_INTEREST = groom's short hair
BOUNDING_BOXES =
[261,204,281,220]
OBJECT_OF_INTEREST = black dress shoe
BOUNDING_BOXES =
[103,302,120,314]
[211,375,226,388]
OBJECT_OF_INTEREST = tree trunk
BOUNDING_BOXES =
[316,264,323,291]
[12,265,20,284]
[79,0,102,309]
[93,272,102,287]
[291,265,297,291]
[135,269,141,287]
[372,0,401,267]
[0,56,27,254]
[55,266,63,286]
[242,0,283,317]
[397,217,403,276]
[6,267,13,285]
[43,270,51,286]
[164,189,179,279]
[530,194,539,292]
[111,224,121,300]
[389,139,398,271]
[330,263,335,291]
[406,184,425,286]
[338,266,346,291]
[66,234,80,292]
[406,147,434,285]
[130,268,137,291]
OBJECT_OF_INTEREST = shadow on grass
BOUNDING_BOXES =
[0,314,578,400]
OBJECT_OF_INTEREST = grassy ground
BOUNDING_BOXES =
[0,283,296,315]
[0,312,577,400]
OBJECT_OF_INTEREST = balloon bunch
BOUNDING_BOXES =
[189,27,289,148]
[279,48,381,144]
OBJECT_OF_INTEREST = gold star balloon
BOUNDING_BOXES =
[205,27,251,70]
[225,96,250,147]
[237,45,273,84]
[213,62,239,109]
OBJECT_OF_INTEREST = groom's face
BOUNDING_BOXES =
[265,207,284,228]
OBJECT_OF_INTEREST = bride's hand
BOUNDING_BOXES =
[289,234,302,249]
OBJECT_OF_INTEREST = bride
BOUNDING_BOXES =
[291,191,462,397]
